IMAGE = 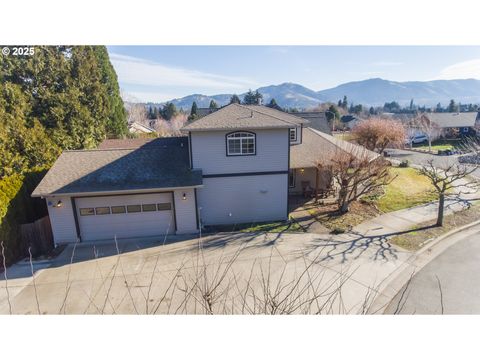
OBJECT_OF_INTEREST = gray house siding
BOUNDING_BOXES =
[190,128,289,174]
[197,174,288,225]
[46,196,78,244]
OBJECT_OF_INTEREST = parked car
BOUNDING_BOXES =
[408,135,428,144]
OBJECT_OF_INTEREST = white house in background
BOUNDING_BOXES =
[128,121,155,134]
[32,103,374,245]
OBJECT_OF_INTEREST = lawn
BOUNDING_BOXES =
[373,167,437,213]
[411,139,462,153]
[390,203,480,251]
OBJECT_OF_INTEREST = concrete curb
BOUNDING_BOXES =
[368,219,480,314]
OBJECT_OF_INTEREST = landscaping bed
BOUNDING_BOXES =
[389,203,480,251]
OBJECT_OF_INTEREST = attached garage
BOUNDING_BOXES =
[75,193,175,241]
[31,137,203,245]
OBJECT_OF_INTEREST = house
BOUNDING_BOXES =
[287,111,332,134]
[128,121,155,134]
[393,112,479,140]
[420,112,478,137]
[32,103,374,245]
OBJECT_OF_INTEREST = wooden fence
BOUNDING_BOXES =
[20,216,54,256]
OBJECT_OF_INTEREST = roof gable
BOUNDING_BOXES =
[182,103,307,132]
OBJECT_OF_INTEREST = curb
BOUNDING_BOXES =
[368,219,480,314]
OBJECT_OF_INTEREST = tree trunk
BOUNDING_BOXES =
[340,200,350,214]
[436,193,445,226]
[428,138,432,153]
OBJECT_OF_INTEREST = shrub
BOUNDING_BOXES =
[399,160,410,168]
[0,168,48,266]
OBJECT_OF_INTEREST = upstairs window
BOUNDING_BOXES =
[226,132,256,156]
[289,128,298,143]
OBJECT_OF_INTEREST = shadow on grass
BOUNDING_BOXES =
[304,224,438,264]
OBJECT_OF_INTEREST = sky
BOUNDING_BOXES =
[107,46,480,103]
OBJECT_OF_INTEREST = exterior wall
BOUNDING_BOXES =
[197,174,288,225]
[46,196,78,244]
[288,168,332,195]
[190,128,289,174]
[173,188,199,234]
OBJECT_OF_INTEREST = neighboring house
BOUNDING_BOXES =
[128,121,155,134]
[32,103,373,245]
[287,111,332,135]
[393,112,479,140]
[421,112,478,137]
[195,107,216,118]
[340,115,361,130]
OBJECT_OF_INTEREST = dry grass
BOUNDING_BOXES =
[308,201,381,234]
[390,203,480,251]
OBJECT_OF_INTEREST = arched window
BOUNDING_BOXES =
[226,131,256,156]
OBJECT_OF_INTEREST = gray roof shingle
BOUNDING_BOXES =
[182,103,307,131]
[290,128,378,168]
[288,111,332,134]
[32,137,202,197]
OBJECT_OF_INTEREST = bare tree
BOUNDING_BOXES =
[352,117,406,153]
[418,157,479,226]
[318,148,393,214]
[407,115,441,152]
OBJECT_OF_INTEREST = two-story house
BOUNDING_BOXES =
[32,103,373,245]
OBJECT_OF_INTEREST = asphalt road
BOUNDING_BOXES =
[385,225,480,314]
[388,148,480,179]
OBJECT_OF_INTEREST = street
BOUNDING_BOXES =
[385,225,480,314]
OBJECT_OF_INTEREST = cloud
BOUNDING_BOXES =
[109,53,258,91]
[371,61,403,66]
[436,58,480,80]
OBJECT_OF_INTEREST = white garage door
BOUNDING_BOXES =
[75,193,175,241]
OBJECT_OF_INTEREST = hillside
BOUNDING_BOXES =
[156,78,480,110]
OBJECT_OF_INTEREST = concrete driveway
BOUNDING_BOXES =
[384,224,480,314]
[0,230,413,315]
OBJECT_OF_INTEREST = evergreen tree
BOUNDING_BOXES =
[243,89,263,105]
[341,95,348,109]
[409,98,414,110]
[209,99,218,110]
[448,99,458,113]
[161,102,177,120]
[229,94,241,104]
[266,98,282,111]
[436,102,443,112]
[369,106,376,115]
[338,99,342,107]
[188,101,198,121]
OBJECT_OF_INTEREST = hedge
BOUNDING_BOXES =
[0,168,48,266]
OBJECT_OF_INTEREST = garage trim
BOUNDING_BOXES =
[72,190,177,242]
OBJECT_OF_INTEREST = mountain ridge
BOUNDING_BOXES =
[147,78,480,110]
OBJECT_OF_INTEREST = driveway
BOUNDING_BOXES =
[0,230,412,314]
[384,224,480,314]
[388,148,480,179]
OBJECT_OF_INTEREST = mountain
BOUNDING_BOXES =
[317,78,480,107]
[156,78,480,110]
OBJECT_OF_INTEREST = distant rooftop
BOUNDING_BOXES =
[182,103,307,132]
[288,111,331,134]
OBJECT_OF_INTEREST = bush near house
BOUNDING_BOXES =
[0,169,48,267]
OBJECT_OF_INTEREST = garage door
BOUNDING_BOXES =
[75,193,175,241]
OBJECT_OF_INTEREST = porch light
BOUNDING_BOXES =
[54,200,63,208]
[182,193,187,201]
[300,168,305,174]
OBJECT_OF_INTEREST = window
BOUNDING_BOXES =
[111,206,126,214]
[289,128,298,142]
[157,203,172,211]
[142,204,157,212]
[79,208,95,216]
[226,132,255,156]
[95,207,111,215]
[289,169,296,188]
[127,205,141,213]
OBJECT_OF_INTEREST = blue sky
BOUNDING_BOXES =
[107,46,480,103]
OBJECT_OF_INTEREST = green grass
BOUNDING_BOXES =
[411,139,462,153]
[208,220,305,233]
[371,167,438,213]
